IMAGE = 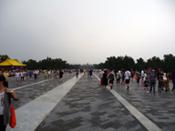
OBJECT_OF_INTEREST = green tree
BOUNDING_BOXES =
[135,58,145,71]
[146,56,163,69]
[163,54,175,72]
[104,56,118,69]
[122,56,135,70]
[99,56,135,70]
[0,55,9,62]
[23,59,38,70]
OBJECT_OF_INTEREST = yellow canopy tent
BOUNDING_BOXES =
[0,59,26,67]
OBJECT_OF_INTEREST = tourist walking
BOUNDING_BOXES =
[108,70,115,89]
[99,69,104,86]
[141,70,145,86]
[121,71,125,85]
[89,69,93,78]
[20,71,25,81]
[172,71,175,91]
[0,75,18,131]
[157,70,163,93]
[59,70,64,79]
[163,73,170,92]
[101,70,108,87]
[136,72,140,85]
[33,70,38,80]
[116,70,122,84]
[143,72,149,93]
[149,69,156,94]
[76,69,79,78]
[124,70,131,90]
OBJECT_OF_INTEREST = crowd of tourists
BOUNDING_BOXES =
[99,69,131,90]
[98,68,175,94]
[0,69,68,84]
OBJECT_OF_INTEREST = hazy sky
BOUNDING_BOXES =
[0,0,175,64]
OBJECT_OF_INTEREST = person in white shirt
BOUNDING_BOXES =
[116,70,122,84]
[141,70,145,86]
[15,72,20,81]
[124,70,131,90]
[20,71,25,81]
[99,70,104,86]
[99,70,104,79]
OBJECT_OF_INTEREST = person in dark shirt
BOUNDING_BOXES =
[149,69,156,94]
[157,70,164,93]
[172,71,175,91]
[102,70,108,87]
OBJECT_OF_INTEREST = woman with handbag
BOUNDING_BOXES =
[0,75,18,131]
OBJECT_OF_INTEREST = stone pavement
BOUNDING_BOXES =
[12,73,75,109]
[112,81,175,131]
[7,73,82,131]
[6,73,175,131]
[35,75,146,131]
[8,73,47,88]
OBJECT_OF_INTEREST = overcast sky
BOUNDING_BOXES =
[0,0,175,64]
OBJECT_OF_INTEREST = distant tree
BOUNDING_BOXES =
[115,56,124,70]
[23,59,38,70]
[146,56,163,70]
[93,63,105,69]
[37,57,69,70]
[104,56,118,69]
[0,55,76,70]
[0,55,9,62]
[122,56,135,70]
[163,54,175,72]
[135,58,146,71]
[98,56,135,70]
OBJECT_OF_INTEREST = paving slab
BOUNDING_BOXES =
[112,79,175,131]
[35,75,146,131]
[8,74,47,88]
[13,73,75,109]
[7,74,83,131]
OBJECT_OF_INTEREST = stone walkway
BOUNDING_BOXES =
[6,73,175,131]
[35,75,146,131]
[13,73,75,108]
[7,73,82,131]
[113,81,175,131]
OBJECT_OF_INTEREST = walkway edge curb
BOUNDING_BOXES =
[94,74,162,131]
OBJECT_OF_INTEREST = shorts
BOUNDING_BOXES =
[125,79,130,84]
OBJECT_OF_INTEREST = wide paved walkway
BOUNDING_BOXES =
[6,73,175,131]
[35,75,146,131]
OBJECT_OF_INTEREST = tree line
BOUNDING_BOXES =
[1,54,175,72]
[23,57,82,70]
[94,54,175,72]
[0,55,80,70]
